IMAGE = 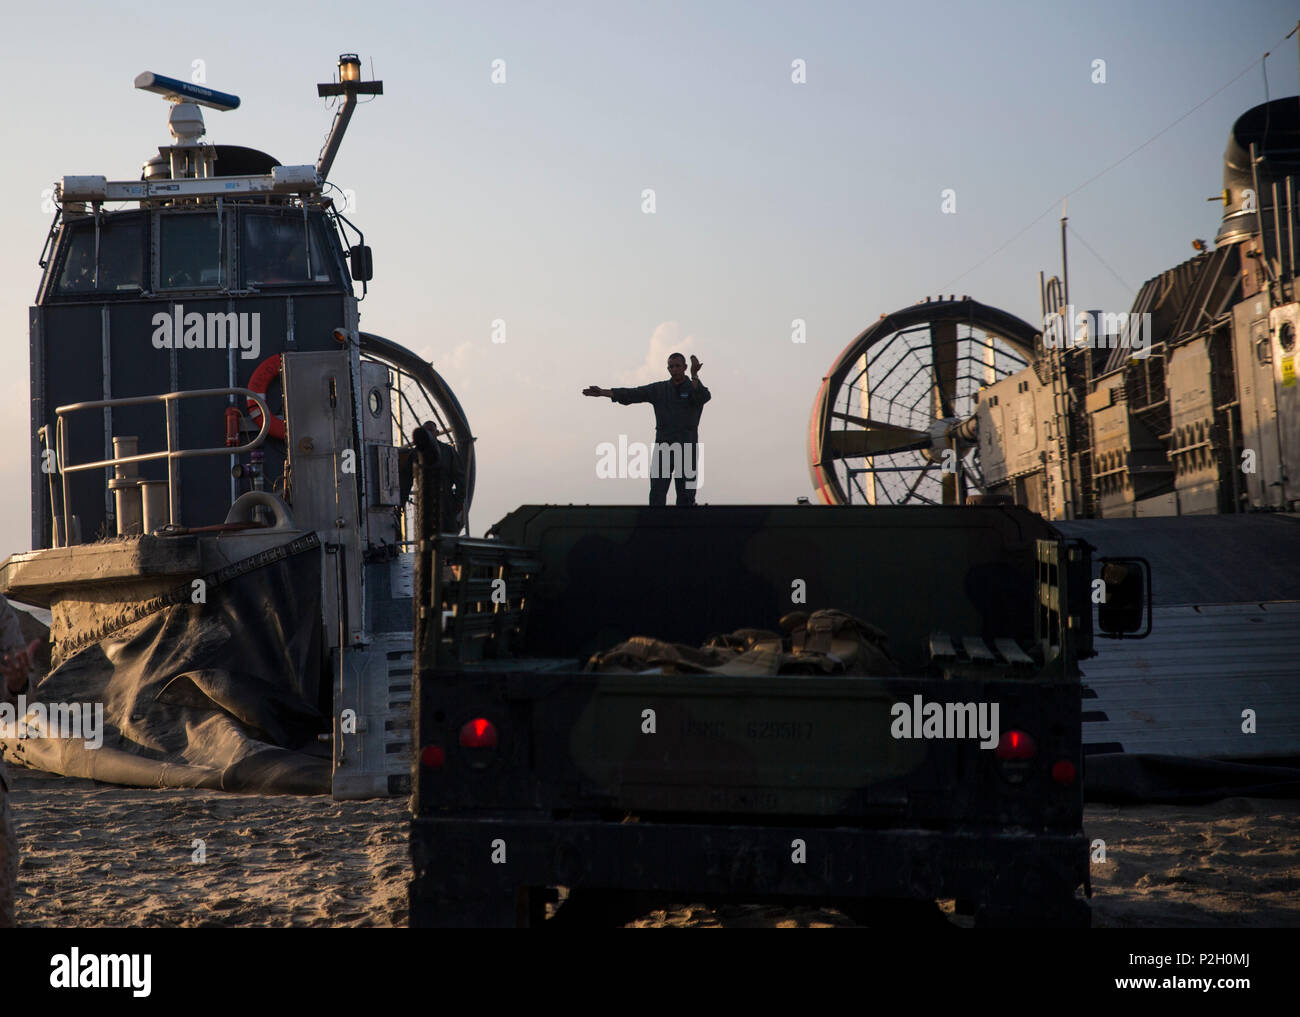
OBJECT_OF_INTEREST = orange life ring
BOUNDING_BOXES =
[247,354,287,440]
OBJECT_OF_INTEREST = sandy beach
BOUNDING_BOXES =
[8,769,408,929]
[8,767,1298,928]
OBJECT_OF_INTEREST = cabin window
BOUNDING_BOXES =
[242,213,332,286]
[159,213,222,289]
[54,217,146,295]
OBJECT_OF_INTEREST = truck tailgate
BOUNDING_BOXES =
[416,669,1081,827]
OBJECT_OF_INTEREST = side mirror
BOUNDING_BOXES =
[349,244,373,282]
[1096,556,1152,639]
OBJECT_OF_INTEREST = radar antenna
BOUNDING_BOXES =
[133,72,241,179]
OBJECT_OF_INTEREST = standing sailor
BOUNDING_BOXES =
[584,353,711,505]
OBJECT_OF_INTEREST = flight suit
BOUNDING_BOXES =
[610,378,711,505]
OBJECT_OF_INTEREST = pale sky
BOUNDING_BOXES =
[0,0,1295,545]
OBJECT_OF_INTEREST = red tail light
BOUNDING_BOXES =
[459,717,498,749]
[420,745,446,768]
[1051,760,1077,785]
[995,730,1036,761]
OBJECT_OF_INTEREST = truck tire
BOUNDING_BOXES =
[409,881,540,928]
[837,898,953,928]
[973,892,1091,928]
[972,858,1091,928]
[545,888,659,927]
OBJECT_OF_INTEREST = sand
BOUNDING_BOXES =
[9,770,408,928]
[8,767,1299,927]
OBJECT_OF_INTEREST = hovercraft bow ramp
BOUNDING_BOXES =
[1055,514,1300,769]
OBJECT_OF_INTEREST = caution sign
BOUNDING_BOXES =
[1283,355,1297,388]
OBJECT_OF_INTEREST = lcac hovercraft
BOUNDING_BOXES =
[0,56,481,799]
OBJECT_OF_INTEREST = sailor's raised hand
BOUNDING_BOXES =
[689,355,703,378]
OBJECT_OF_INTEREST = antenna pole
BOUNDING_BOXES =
[316,58,383,183]
[317,92,358,182]
[1060,199,1070,310]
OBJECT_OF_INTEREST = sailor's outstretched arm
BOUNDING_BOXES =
[588,384,655,404]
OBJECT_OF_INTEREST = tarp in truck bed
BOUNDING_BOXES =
[0,534,329,794]
[489,504,1060,671]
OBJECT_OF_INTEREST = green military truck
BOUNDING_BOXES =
[407,436,1149,927]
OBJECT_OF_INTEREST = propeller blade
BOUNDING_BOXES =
[930,319,958,420]
[825,414,930,458]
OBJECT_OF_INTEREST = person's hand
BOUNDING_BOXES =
[689,355,703,378]
[583,386,604,397]
[2,640,40,694]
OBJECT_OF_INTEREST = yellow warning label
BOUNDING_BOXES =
[1284,356,1297,388]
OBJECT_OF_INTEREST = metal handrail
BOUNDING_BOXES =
[55,387,271,541]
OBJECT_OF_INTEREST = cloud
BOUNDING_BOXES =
[420,341,474,373]
[620,321,697,385]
